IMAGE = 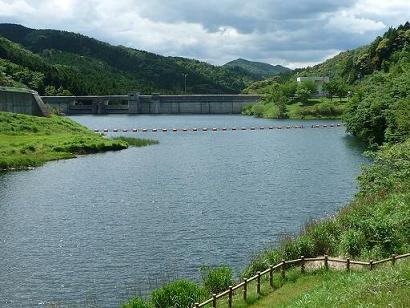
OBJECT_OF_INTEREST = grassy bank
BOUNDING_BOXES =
[242,97,347,120]
[0,112,157,170]
[198,259,410,308]
[249,259,410,308]
[123,258,410,308]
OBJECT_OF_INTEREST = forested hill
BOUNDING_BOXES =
[242,22,410,146]
[223,58,291,78]
[0,23,260,95]
[298,22,410,82]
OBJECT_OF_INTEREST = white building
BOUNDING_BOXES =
[296,76,330,95]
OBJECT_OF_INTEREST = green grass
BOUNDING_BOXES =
[112,136,159,147]
[0,112,158,170]
[0,86,32,92]
[198,268,306,308]
[249,259,410,308]
[196,259,410,308]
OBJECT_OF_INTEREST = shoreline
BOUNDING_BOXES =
[0,112,158,171]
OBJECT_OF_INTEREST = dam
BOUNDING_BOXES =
[41,92,261,115]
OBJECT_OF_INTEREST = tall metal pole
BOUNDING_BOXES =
[183,73,188,94]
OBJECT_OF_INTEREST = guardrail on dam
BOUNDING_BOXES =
[41,92,261,115]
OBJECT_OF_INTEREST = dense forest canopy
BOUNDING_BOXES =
[0,23,268,95]
[309,22,410,145]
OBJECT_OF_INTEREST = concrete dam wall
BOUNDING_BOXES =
[41,93,260,115]
[0,88,49,116]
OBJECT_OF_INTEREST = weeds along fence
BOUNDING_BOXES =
[193,253,410,308]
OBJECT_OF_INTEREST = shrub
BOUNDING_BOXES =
[251,103,266,117]
[122,297,151,308]
[303,219,339,256]
[279,235,300,259]
[201,266,233,294]
[242,254,271,278]
[339,229,367,257]
[293,235,316,257]
[151,280,202,308]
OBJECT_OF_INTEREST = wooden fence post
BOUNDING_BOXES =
[281,260,286,284]
[228,286,233,308]
[212,294,217,308]
[301,256,305,274]
[392,254,396,266]
[243,278,248,302]
[370,260,374,271]
[324,255,329,270]
[346,258,350,271]
[257,271,261,295]
[269,265,274,288]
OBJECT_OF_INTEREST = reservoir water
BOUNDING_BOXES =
[0,115,368,307]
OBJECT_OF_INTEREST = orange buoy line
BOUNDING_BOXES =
[94,124,344,133]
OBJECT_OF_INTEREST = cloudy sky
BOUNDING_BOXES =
[0,0,409,68]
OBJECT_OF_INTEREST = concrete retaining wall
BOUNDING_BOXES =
[0,88,49,116]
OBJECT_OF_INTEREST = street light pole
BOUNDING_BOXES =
[183,73,188,94]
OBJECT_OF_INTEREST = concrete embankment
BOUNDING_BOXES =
[0,87,49,116]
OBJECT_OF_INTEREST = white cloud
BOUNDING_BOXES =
[0,0,35,16]
[353,0,410,19]
[0,0,409,68]
[326,12,385,34]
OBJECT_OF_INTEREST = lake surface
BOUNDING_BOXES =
[0,115,368,307]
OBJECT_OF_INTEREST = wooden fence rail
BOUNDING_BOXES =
[193,252,410,308]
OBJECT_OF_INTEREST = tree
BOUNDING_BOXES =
[296,87,312,104]
[276,95,288,118]
[281,80,298,97]
[335,80,348,100]
[323,80,338,100]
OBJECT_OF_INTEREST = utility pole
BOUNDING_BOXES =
[183,73,188,94]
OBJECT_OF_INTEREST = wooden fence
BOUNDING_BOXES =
[193,252,410,308]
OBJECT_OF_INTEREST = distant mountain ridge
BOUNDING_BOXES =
[223,58,291,78]
[0,23,261,95]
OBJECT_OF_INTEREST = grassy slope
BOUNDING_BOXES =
[196,259,410,308]
[0,112,157,169]
[249,259,410,308]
